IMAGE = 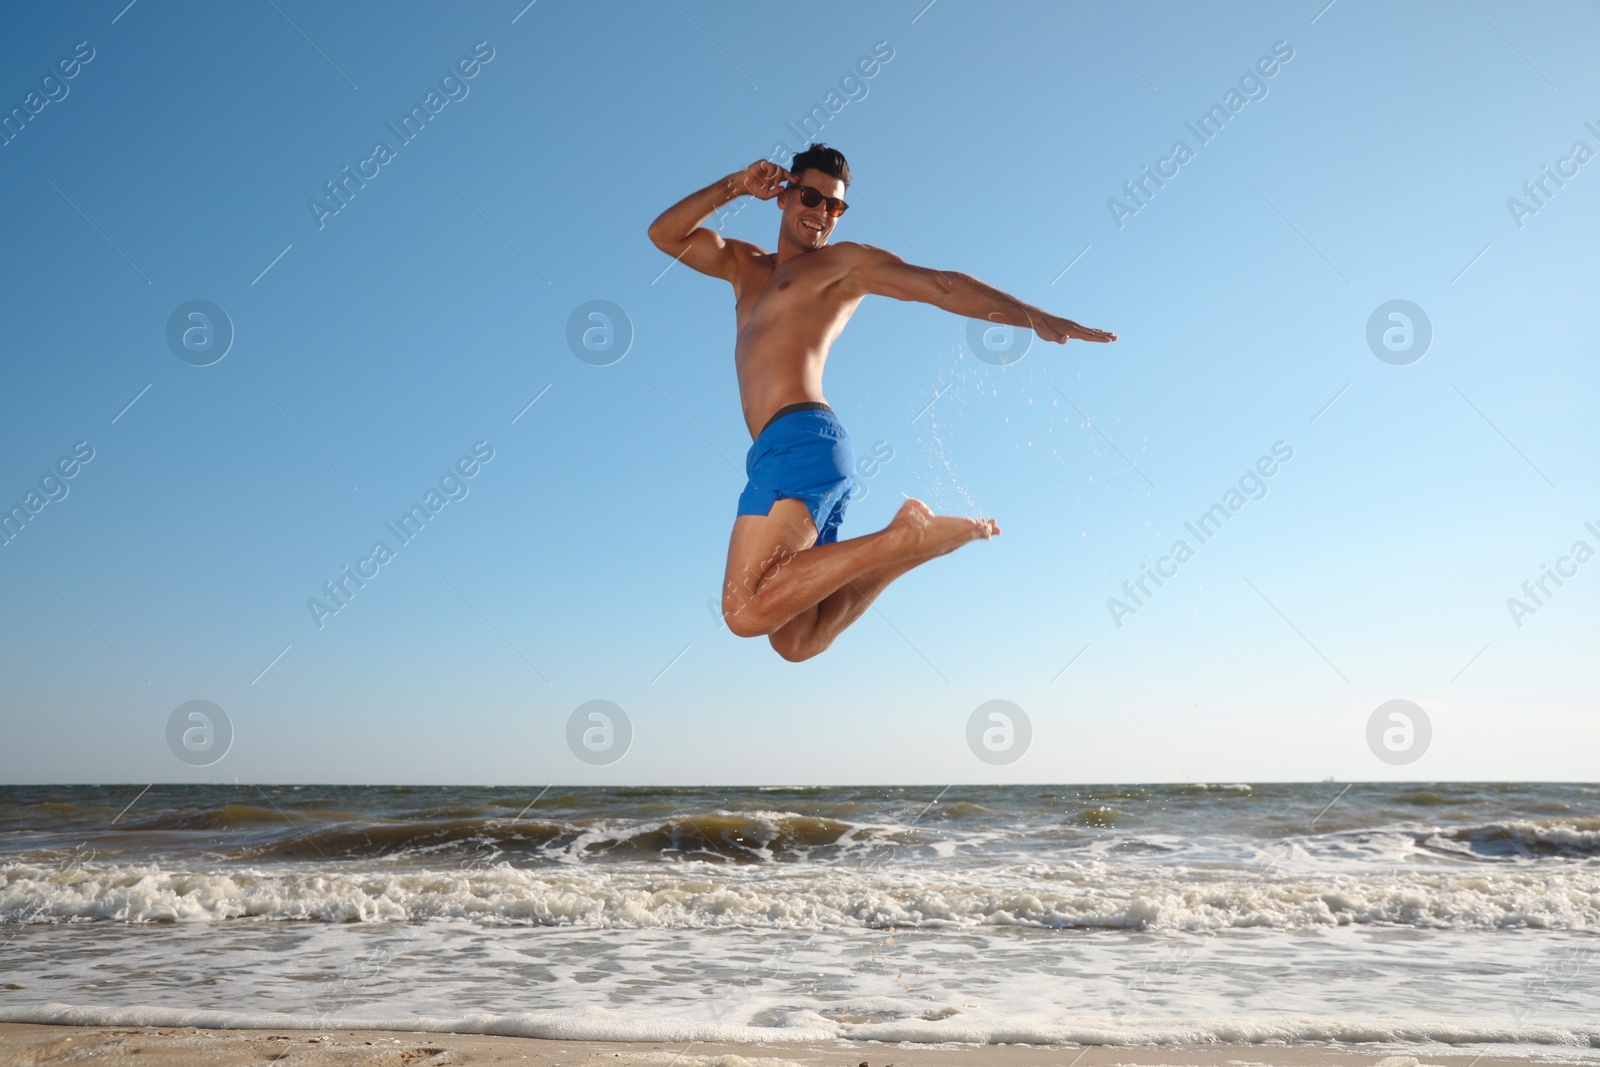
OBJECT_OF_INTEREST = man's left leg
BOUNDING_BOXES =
[765,549,926,662]
[763,499,998,661]
[721,499,913,643]
[733,499,995,661]
[726,406,999,659]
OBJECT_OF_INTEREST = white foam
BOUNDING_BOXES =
[4,860,1599,931]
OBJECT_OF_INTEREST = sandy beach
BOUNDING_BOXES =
[2,1027,1593,1067]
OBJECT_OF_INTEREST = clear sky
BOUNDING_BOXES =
[2,0,1596,785]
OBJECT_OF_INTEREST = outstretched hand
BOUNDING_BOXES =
[737,159,795,200]
[1035,314,1117,344]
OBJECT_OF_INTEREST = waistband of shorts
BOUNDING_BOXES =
[757,401,834,438]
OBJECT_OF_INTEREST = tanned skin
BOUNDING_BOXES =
[648,158,1116,662]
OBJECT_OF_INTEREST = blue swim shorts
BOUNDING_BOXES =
[736,401,856,545]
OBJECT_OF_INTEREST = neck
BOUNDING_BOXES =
[775,234,821,265]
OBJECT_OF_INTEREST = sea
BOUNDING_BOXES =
[1,782,1597,1053]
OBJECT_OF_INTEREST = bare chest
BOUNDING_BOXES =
[734,251,855,338]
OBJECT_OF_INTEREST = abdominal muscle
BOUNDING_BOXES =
[733,249,861,439]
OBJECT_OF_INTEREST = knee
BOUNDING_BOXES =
[723,601,770,640]
[727,615,767,640]
[724,590,792,639]
[769,629,830,663]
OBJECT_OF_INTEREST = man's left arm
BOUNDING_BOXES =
[843,243,1116,344]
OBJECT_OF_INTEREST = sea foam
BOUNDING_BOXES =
[4,860,1598,930]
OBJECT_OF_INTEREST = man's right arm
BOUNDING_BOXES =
[647,161,790,281]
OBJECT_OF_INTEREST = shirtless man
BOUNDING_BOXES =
[648,143,1116,662]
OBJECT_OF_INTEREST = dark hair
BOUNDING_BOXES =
[790,142,849,188]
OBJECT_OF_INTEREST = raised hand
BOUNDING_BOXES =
[1034,314,1117,344]
[737,159,795,200]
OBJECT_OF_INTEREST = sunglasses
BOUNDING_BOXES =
[785,182,849,218]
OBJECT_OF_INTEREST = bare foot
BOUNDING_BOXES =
[888,498,1001,559]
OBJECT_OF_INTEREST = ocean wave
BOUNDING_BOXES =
[209,813,1600,865]
[137,809,944,865]
[1432,819,1600,859]
[4,861,1598,931]
[2,1002,1598,1048]
[14,793,1600,874]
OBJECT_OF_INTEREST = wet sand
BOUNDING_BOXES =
[0,1024,1589,1067]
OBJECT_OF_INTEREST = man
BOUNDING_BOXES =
[648,143,1116,662]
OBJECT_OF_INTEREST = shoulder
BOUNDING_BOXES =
[713,236,772,294]
[829,242,900,290]
[834,242,947,302]
[724,236,773,277]
[829,241,897,264]
[723,235,770,260]
[723,238,774,298]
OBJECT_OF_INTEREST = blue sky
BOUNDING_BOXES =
[2,0,1596,784]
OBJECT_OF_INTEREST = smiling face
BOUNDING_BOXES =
[777,168,846,253]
